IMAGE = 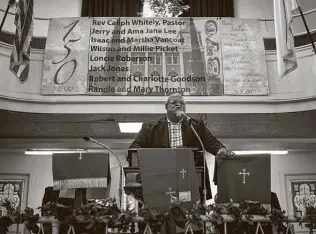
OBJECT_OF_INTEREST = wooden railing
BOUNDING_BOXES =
[37,216,60,234]
[35,215,307,234]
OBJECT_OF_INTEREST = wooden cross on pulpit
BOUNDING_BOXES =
[180,169,187,179]
[165,187,176,202]
[238,168,250,184]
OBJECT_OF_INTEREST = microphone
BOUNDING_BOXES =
[83,135,123,209]
[177,110,191,121]
[83,135,121,168]
[83,135,90,141]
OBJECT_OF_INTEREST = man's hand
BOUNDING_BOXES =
[216,148,235,159]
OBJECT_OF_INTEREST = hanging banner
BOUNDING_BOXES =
[41,18,90,95]
[221,18,269,95]
[41,17,268,96]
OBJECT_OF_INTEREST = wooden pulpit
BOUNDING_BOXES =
[123,148,206,202]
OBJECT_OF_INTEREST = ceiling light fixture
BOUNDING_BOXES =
[118,122,143,133]
[233,150,288,155]
[25,149,86,155]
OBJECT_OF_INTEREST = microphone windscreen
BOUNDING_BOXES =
[176,111,184,117]
[83,135,90,141]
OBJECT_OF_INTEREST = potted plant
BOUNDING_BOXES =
[0,198,20,234]
[0,198,40,234]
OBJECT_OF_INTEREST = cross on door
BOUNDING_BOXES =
[238,168,250,184]
[180,169,187,179]
[188,58,193,73]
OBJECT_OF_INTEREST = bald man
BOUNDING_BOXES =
[129,93,235,200]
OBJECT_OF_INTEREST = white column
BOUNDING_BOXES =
[180,49,190,95]
[126,51,132,94]
[162,52,166,90]
[144,52,149,89]
[162,52,167,77]
[179,50,184,89]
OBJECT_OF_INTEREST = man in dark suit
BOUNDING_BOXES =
[129,93,235,234]
[129,93,235,200]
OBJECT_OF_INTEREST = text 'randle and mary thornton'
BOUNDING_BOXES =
[88,18,198,93]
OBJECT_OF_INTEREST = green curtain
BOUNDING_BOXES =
[81,0,143,17]
[181,0,234,17]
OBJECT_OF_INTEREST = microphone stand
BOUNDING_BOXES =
[181,113,207,205]
[83,135,123,209]
[181,114,208,234]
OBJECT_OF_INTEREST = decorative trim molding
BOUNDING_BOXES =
[1,138,316,151]
[1,94,316,113]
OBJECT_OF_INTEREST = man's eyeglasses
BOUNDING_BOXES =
[169,101,185,105]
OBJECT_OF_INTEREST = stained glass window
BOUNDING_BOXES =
[133,71,143,77]
[168,71,178,77]
[291,181,316,216]
[0,180,24,216]
[151,71,161,77]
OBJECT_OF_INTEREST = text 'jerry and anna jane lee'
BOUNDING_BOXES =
[91,27,178,35]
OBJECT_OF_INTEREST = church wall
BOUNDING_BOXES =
[130,54,146,77]
[0,152,52,209]
[271,151,316,214]
[0,150,128,210]
[234,0,274,20]
[148,60,163,75]
[234,0,316,38]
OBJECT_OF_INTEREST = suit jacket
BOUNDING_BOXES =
[129,116,226,200]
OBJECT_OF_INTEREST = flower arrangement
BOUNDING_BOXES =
[297,205,316,233]
[41,198,138,233]
[0,198,40,233]
[1,197,315,233]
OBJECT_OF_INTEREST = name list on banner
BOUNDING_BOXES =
[87,17,221,96]
[41,17,269,96]
[221,18,269,95]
